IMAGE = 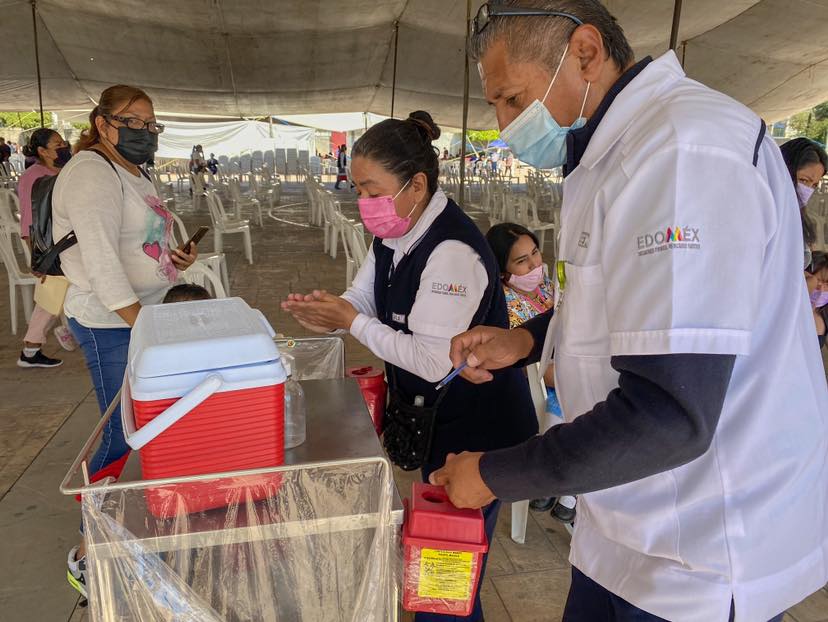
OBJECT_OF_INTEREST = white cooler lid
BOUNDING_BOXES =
[129,298,280,380]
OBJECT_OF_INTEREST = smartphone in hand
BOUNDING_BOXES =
[179,226,209,254]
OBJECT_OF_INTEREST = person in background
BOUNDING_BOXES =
[15,128,76,367]
[490,149,500,174]
[504,150,514,177]
[334,143,349,189]
[805,251,828,348]
[0,137,11,174]
[283,111,538,622]
[162,282,212,303]
[485,222,575,521]
[442,147,449,160]
[206,152,219,175]
[779,138,827,268]
[53,84,197,599]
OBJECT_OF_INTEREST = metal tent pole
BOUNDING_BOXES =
[669,0,683,51]
[459,0,472,209]
[30,0,45,127]
[390,21,400,118]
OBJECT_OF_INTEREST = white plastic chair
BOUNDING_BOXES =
[190,173,208,211]
[205,191,252,264]
[168,211,231,295]
[511,362,564,544]
[0,228,36,334]
[229,178,263,227]
[338,215,369,287]
[179,261,227,298]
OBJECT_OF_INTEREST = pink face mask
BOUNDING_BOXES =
[508,264,544,292]
[357,179,417,239]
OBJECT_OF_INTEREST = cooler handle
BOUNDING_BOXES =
[125,373,224,450]
[253,309,276,338]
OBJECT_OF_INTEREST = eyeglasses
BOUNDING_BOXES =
[104,114,165,135]
[472,2,583,36]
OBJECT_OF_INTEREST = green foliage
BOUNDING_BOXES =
[466,129,500,143]
[71,121,90,131]
[788,108,828,144]
[0,111,50,130]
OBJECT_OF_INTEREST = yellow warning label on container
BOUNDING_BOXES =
[418,548,474,600]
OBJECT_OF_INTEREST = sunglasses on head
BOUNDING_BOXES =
[472,2,583,36]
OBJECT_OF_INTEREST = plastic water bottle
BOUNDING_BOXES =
[282,354,306,449]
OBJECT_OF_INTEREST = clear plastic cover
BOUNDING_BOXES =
[82,460,400,622]
[274,337,345,381]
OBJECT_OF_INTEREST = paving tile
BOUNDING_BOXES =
[493,568,571,622]
[495,503,569,573]
[787,585,828,622]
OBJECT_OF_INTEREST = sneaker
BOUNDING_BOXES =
[67,545,88,598]
[54,326,77,351]
[17,350,62,368]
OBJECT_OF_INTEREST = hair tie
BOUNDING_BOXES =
[408,117,434,141]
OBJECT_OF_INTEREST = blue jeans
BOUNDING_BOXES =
[415,463,500,622]
[563,567,785,622]
[68,318,132,479]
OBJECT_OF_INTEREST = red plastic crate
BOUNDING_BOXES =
[402,483,488,616]
[133,383,284,518]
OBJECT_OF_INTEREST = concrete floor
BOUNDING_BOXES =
[0,180,826,622]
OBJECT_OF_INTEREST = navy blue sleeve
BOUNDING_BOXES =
[512,310,553,368]
[479,353,736,501]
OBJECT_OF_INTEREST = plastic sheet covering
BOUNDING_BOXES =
[275,337,345,381]
[81,459,399,622]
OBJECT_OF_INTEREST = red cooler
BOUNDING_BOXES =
[121,298,287,518]
[402,483,488,616]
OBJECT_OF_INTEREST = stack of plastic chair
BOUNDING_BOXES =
[0,228,35,334]
[229,178,263,227]
[205,190,252,264]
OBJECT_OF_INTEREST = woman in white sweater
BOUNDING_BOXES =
[53,85,197,599]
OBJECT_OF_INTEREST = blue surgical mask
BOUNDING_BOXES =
[500,44,590,170]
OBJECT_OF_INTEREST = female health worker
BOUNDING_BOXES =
[283,111,538,622]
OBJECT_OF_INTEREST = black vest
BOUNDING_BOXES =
[373,198,538,467]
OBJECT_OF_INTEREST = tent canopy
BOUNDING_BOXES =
[154,119,314,159]
[1,0,827,128]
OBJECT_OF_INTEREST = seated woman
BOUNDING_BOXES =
[485,223,575,523]
[806,252,828,349]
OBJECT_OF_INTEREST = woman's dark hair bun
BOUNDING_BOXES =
[24,127,57,161]
[407,111,441,142]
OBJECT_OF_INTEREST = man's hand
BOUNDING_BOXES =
[429,452,496,509]
[449,326,535,384]
[281,290,358,332]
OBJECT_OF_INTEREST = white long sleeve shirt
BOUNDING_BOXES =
[53,151,177,328]
[341,189,489,383]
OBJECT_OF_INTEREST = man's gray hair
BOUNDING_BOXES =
[470,0,634,73]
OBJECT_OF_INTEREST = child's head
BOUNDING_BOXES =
[163,283,212,304]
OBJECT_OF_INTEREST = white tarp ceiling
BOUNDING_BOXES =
[273,113,390,132]
[1,0,827,128]
[154,119,314,159]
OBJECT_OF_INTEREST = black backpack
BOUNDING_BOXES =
[30,150,120,276]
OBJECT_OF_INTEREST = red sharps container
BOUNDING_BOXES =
[347,366,386,435]
[402,483,488,616]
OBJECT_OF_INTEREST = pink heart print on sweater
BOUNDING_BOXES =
[142,240,162,261]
